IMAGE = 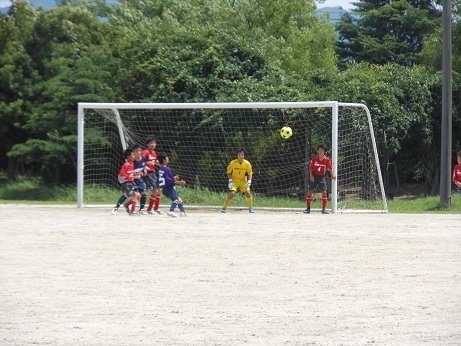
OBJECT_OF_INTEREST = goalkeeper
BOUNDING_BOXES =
[221,148,255,214]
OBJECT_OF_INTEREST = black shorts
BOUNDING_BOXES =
[308,175,327,192]
[144,172,159,191]
[121,182,138,197]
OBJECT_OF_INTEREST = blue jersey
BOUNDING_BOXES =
[158,165,175,188]
[133,156,147,191]
[133,156,147,178]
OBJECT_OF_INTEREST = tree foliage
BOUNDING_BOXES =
[336,0,441,67]
[1,2,114,184]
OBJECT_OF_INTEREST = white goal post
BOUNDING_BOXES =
[77,101,388,213]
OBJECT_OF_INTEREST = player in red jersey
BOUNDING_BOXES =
[452,151,461,195]
[304,143,336,214]
[142,136,163,214]
[117,148,141,215]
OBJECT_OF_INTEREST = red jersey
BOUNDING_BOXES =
[452,164,461,184]
[142,149,158,172]
[118,161,135,183]
[309,155,332,177]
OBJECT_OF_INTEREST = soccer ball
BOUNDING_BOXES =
[280,126,293,139]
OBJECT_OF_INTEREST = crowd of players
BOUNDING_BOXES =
[109,140,461,216]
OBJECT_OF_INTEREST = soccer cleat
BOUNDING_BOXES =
[249,208,255,213]
[321,209,329,214]
[153,209,164,215]
[139,209,148,215]
[180,212,187,217]
[220,208,227,213]
[125,205,131,215]
[111,207,118,215]
[303,207,311,214]
[147,209,154,215]
[167,211,179,217]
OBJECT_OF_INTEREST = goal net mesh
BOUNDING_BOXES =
[79,103,387,212]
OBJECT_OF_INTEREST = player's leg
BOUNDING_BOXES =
[164,188,180,217]
[176,196,187,216]
[304,178,315,214]
[111,193,127,214]
[221,189,237,213]
[243,187,254,213]
[137,180,148,214]
[146,173,163,214]
[127,189,141,214]
[120,183,134,215]
[139,191,148,214]
[152,173,163,213]
[319,177,329,214]
[153,188,163,213]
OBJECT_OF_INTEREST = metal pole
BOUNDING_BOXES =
[440,0,452,208]
[77,104,84,208]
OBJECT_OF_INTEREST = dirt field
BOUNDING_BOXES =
[1,205,460,346]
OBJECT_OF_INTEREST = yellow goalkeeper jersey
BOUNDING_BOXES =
[227,159,253,181]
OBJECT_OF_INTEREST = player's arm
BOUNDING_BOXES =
[173,172,186,186]
[328,168,336,180]
[308,161,314,181]
[119,163,133,182]
[452,169,461,187]
[326,158,336,180]
[453,177,461,187]
[244,162,253,187]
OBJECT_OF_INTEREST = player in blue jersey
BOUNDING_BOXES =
[157,152,187,217]
[132,144,149,214]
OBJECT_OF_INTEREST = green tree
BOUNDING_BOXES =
[326,62,438,191]
[0,0,38,179]
[99,0,338,102]
[414,0,461,192]
[3,3,114,184]
[336,0,441,67]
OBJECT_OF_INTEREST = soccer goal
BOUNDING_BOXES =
[77,102,388,213]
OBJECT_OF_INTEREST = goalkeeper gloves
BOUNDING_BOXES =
[228,179,234,189]
[245,180,252,187]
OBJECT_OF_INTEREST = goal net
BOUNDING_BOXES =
[77,102,387,213]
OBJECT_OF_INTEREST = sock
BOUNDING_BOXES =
[148,195,155,210]
[246,197,252,208]
[170,199,178,212]
[321,196,327,210]
[140,195,147,210]
[306,196,312,207]
[130,199,137,213]
[116,195,126,208]
[153,195,160,210]
[178,203,185,213]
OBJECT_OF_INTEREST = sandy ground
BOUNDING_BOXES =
[0,205,460,346]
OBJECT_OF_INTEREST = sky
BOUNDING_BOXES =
[316,0,355,11]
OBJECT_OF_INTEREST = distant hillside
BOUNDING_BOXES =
[316,6,348,24]
[29,0,57,9]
